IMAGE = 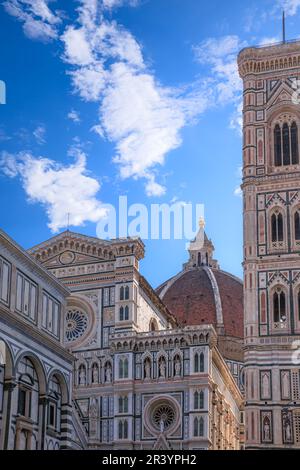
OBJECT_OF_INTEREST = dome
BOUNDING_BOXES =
[156,221,244,361]
[157,267,244,338]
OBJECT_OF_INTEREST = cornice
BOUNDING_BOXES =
[0,304,74,363]
[0,229,69,298]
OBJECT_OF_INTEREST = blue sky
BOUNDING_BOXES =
[1,0,300,287]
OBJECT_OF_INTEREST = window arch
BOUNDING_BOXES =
[120,286,124,301]
[274,121,299,166]
[124,286,129,300]
[271,210,284,242]
[194,351,204,373]
[119,357,129,379]
[194,390,204,410]
[124,305,129,321]
[118,395,128,413]
[118,420,128,439]
[273,287,286,323]
[193,417,204,437]
[294,209,300,241]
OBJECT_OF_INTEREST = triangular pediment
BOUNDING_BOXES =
[28,230,115,265]
[266,82,295,109]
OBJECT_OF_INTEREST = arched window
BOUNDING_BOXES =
[118,395,128,413]
[124,305,129,321]
[274,121,299,166]
[193,417,204,437]
[295,210,300,240]
[119,306,124,321]
[120,286,124,301]
[273,288,286,323]
[194,390,204,410]
[124,286,129,300]
[118,420,128,439]
[291,122,299,164]
[274,124,282,166]
[194,352,204,373]
[119,358,129,379]
[271,211,284,242]
[197,253,201,266]
[283,123,290,165]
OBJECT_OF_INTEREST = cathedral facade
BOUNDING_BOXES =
[238,39,300,448]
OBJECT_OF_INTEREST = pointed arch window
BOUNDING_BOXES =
[291,122,299,164]
[271,211,284,242]
[193,417,204,437]
[119,306,124,321]
[119,358,129,379]
[194,352,204,373]
[194,390,204,410]
[120,286,124,301]
[274,121,299,166]
[124,286,129,300]
[124,305,129,321]
[295,210,300,241]
[273,288,286,323]
[118,419,128,439]
[298,289,300,322]
[274,124,282,166]
[118,395,128,413]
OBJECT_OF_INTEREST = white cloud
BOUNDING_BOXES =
[194,35,244,105]
[234,166,243,197]
[194,35,245,133]
[279,0,300,16]
[0,150,107,232]
[258,36,280,46]
[3,0,61,41]
[62,26,94,65]
[60,5,208,195]
[145,174,166,197]
[33,125,46,144]
[102,0,139,10]
[68,109,81,123]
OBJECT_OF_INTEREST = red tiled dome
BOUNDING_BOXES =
[157,267,244,339]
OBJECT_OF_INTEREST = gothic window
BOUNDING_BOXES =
[193,417,204,437]
[119,306,124,321]
[124,305,129,321]
[120,286,124,301]
[298,290,300,322]
[295,210,300,241]
[274,121,299,166]
[273,288,286,323]
[194,352,204,373]
[118,395,128,413]
[119,358,129,379]
[118,420,128,439]
[271,211,284,242]
[194,390,204,410]
[124,286,129,300]
[292,122,299,164]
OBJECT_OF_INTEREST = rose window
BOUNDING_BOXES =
[152,403,175,431]
[65,308,88,342]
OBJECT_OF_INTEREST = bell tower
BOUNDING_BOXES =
[238,38,300,448]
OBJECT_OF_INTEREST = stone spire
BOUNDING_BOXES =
[184,218,219,270]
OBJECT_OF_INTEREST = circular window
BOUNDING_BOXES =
[65,308,88,342]
[152,403,175,431]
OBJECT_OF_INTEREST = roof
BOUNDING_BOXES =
[157,267,244,339]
